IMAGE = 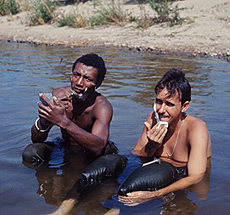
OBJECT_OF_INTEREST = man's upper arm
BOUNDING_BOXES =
[187,119,209,177]
[155,120,210,196]
[91,101,113,145]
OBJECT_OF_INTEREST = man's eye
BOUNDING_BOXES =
[86,78,93,82]
[73,73,80,77]
[84,76,93,82]
[155,99,162,104]
[166,102,174,107]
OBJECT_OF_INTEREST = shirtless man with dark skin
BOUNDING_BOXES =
[119,68,212,205]
[22,53,113,164]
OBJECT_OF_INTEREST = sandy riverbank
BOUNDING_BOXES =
[0,0,230,58]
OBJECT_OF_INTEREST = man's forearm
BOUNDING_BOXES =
[154,173,205,198]
[31,118,52,143]
[60,119,106,156]
[133,141,160,158]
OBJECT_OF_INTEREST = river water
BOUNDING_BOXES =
[0,41,230,215]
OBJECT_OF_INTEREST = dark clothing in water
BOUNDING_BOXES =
[176,166,188,178]
[22,138,118,166]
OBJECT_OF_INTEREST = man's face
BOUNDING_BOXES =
[71,62,98,101]
[155,87,182,125]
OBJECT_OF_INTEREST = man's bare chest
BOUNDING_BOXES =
[66,104,94,131]
[155,132,189,164]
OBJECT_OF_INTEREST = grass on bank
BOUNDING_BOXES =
[0,0,20,16]
[149,0,183,26]
[0,0,184,29]
[58,13,86,27]
[57,0,183,29]
[57,0,128,28]
[87,0,128,27]
[28,0,58,25]
[135,0,184,29]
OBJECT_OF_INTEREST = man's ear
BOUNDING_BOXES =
[95,81,102,89]
[181,101,190,113]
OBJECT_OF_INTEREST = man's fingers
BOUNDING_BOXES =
[38,103,52,116]
[144,121,151,131]
[118,193,151,207]
[53,96,69,109]
[158,127,168,141]
[146,123,168,144]
[39,93,53,106]
[155,126,167,139]
[118,192,142,201]
[124,202,141,206]
[58,95,70,102]
[53,96,62,107]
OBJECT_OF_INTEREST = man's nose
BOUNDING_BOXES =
[76,76,84,85]
[158,104,166,113]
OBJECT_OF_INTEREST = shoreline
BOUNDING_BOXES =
[2,37,229,61]
[0,0,230,61]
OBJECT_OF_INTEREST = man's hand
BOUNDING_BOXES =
[132,118,169,157]
[144,121,168,149]
[118,190,160,206]
[38,93,69,127]
[56,94,71,110]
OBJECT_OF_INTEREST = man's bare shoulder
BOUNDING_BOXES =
[85,93,113,125]
[52,86,71,97]
[92,93,113,120]
[95,93,112,110]
[185,114,207,130]
[185,114,211,157]
[185,114,209,141]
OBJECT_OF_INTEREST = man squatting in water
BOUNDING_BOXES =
[119,68,212,204]
[22,53,114,164]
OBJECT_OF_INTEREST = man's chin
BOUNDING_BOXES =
[75,93,88,101]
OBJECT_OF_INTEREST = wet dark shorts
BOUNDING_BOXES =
[22,139,118,166]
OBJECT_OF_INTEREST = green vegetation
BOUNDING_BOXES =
[135,3,153,30]
[88,0,127,27]
[57,0,127,28]
[0,0,20,16]
[29,0,57,25]
[149,0,183,26]
[134,0,183,30]
[58,13,86,28]
[1,0,184,28]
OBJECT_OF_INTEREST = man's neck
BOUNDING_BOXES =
[168,113,185,131]
[73,91,98,111]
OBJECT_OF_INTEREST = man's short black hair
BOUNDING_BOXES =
[72,53,107,84]
[155,68,191,104]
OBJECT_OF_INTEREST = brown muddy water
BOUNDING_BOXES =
[0,41,230,215]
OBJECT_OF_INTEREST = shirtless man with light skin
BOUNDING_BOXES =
[119,68,211,205]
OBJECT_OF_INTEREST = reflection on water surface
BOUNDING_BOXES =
[0,41,230,215]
